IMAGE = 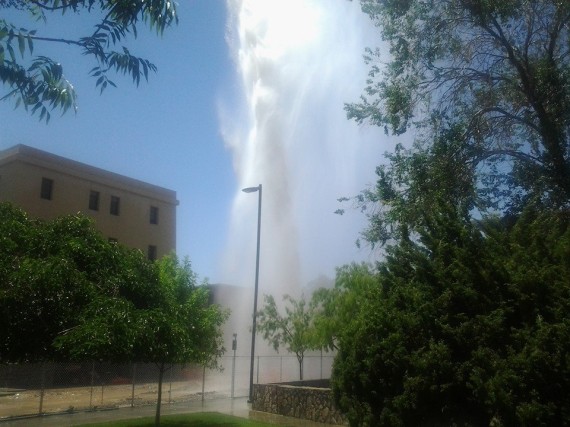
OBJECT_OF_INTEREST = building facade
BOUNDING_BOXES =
[0,144,177,260]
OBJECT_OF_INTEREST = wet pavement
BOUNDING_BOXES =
[0,397,342,426]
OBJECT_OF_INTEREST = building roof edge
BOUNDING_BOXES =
[0,144,178,205]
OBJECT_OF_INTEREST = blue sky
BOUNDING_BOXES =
[0,1,237,281]
[0,1,390,288]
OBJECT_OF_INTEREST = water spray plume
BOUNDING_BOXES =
[221,0,388,296]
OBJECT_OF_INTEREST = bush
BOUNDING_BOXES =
[332,210,570,427]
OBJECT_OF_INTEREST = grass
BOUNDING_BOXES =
[80,412,276,427]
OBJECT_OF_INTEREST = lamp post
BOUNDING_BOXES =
[242,184,262,403]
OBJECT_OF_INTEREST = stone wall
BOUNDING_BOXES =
[252,383,346,425]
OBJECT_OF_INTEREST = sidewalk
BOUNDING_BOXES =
[0,397,340,426]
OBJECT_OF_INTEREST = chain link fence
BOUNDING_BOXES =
[0,354,334,419]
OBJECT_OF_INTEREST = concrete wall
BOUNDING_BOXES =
[252,383,346,425]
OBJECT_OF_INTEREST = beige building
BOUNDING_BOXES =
[0,144,177,260]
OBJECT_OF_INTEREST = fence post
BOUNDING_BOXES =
[38,363,46,415]
[256,355,260,384]
[131,363,136,408]
[168,364,172,405]
[100,365,105,405]
[201,365,206,403]
[231,334,237,398]
[89,362,95,410]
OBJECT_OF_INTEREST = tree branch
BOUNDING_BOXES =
[474,106,541,134]
[28,34,83,47]
[27,0,85,11]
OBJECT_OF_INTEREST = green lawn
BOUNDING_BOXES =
[80,412,276,427]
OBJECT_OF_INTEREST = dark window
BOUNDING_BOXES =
[89,190,100,211]
[108,237,118,244]
[150,206,159,224]
[40,178,53,200]
[148,245,157,261]
[110,196,120,216]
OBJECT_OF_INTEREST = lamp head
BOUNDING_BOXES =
[242,185,261,193]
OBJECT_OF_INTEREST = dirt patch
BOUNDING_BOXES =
[0,381,223,419]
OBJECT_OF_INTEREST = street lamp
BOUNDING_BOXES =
[242,184,262,403]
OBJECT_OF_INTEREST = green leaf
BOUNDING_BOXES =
[0,0,176,121]
[31,101,42,114]
[6,44,15,62]
[17,33,25,57]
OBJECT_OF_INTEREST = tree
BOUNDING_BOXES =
[331,2,570,425]
[144,254,228,427]
[339,122,477,249]
[0,204,228,427]
[331,119,570,425]
[311,263,378,352]
[332,206,570,427]
[0,0,178,122]
[257,294,318,381]
[348,0,570,211]
[0,202,153,363]
[331,115,570,427]
[55,253,228,427]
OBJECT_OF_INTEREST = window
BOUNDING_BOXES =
[148,245,157,261]
[110,196,120,216]
[150,206,159,224]
[40,177,53,200]
[89,190,100,211]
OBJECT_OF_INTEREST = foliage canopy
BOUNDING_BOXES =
[331,2,570,425]
[0,203,228,426]
[0,202,157,363]
[0,0,177,122]
[56,253,228,426]
[347,0,570,217]
[332,209,570,427]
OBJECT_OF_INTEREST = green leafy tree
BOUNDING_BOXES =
[332,2,570,425]
[0,202,152,363]
[0,204,227,427]
[311,263,377,352]
[0,0,177,122]
[348,0,570,210]
[144,254,228,426]
[331,118,570,425]
[257,294,318,380]
[339,123,477,249]
[56,253,228,427]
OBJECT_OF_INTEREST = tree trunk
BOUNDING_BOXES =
[155,362,165,427]
[298,355,304,380]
